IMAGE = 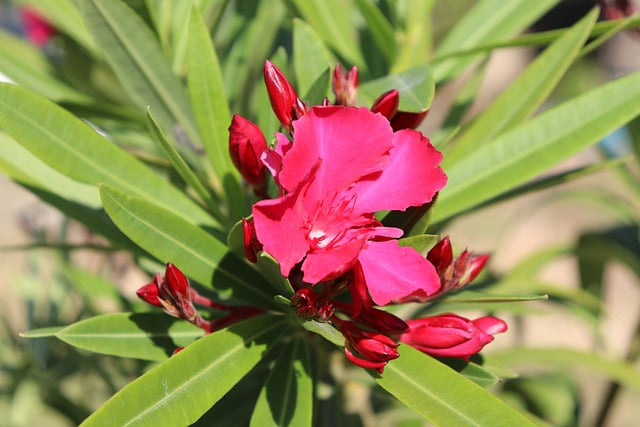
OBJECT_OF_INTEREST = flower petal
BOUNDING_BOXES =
[280,106,393,194]
[252,171,315,276]
[353,129,447,214]
[358,240,441,305]
[302,237,366,283]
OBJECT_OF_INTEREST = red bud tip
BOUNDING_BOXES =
[242,217,262,263]
[228,114,268,188]
[467,254,490,284]
[371,89,399,120]
[427,236,453,274]
[165,263,190,299]
[136,281,162,307]
[264,60,299,131]
[332,64,359,106]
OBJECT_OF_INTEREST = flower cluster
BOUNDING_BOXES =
[137,62,507,371]
[229,62,507,372]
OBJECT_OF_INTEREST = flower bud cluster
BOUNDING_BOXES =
[136,263,263,352]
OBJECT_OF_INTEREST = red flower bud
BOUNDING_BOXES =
[348,261,372,317]
[390,110,429,131]
[136,278,162,307]
[264,60,300,131]
[371,89,399,120]
[165,263,190,300]
[332,64,359,106]
[228,114,267,190]
[338,320,399,372]
[242,217,262,263]
[20,7,56,47]
[427,236,454,275]
[466,254,490,284]
[400,314,507,359]
[354,308,409,334]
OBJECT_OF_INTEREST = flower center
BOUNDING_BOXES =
[309,229,330,247]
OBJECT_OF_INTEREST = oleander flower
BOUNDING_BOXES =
[252,105,447,305]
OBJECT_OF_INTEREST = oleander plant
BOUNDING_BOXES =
[1,0,640,426]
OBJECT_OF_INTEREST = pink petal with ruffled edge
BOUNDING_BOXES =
[352,129,447,215]
[357,240,441,306]
[252,168,317,276]
[280,106,393,195]
[302,237,367,283]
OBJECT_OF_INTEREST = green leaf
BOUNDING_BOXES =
[16,0,98,54]
[446,9,598,164]
[398,234,438,255]
[353,0,396,64]
[290,0,365,69]
[0,30,92,104]
[187,8,246,219]
[100,185,275,307]
[250,339,313,426]
[300,320,344,347]
[433,71,640,223]
[55,313,202,361]
[303,68,331,106]
[376,345,536,426]
[392,0,435,72]
[146,109,219,217]
[81,315,285,426]
[438,290,549,304]
[440,358,499,388]
[432,0,559,83]
[20,326,65,338]
[78,0,200,146]
[293,19,334,98]
[0,83,218,228]
[359,64,434,113]
[489,348,640,392]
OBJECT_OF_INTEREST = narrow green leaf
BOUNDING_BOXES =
[187,7,246,219]
[300,320,344,347]
[290,0,365,69]
[16,0,98,54]
[438,290,549,303]
[354,0,396,64]
[293,19,334,98]
[398,234,438,255]
[146,109,217,213]
[432,0,559,83]
[20,326,65,338]
[100,185,275,307]
[55,313,202,361]
[78,0,200,146]
[0,83,217,228]
[441,358,499,388]
[446,9,598,164]
[0,30,92,103]
[81,315,285,426]
[376,345,536,426]
[489,348,640,392]
[250,339,313,426]
[392,0,435,72]
[0,132,99,208]
[359,64,434,113]
[433,72,640,222]
[303,68,331,106]
[431,16,640,62]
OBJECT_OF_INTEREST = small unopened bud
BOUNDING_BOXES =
[229,114,268,192]
[242,217,263,263]
[20,7,56,47]
[264,60,299,131]
[427,236,454,274]
[400,314,507,359]
[371,89,399,120]
[332,64,359,106]
[136,279,162,307]
[338,320,399,373]
[354,308,409,334]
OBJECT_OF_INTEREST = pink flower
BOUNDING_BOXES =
[400,313,507,359]
[252,106,447,305]
[20,7,56,47]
